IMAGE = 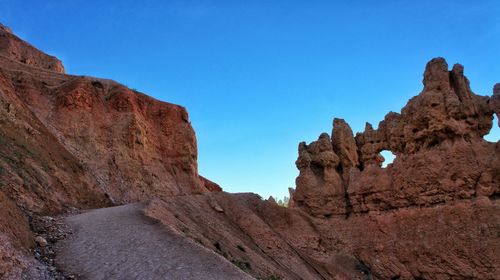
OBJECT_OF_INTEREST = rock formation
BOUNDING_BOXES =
[491,83,500,125]
[289,57,499,278]
[294,57,498,217]
[0,24,65,73]
[0,24,498,280]
[0,25,216,278]
[144,58,498,279]
[200,175,223,192]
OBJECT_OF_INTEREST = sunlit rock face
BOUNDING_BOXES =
[0,23,65,73]
[0,24,216,277]
[0,25,216,209]
[294,57,498,216]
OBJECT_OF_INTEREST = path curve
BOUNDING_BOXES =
[56,203,254,280]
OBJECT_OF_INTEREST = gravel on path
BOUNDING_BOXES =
[56,203,254,280]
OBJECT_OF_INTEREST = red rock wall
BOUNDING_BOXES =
[290,57,499,278]
[23,76,206,203]
[0,26,210,210]
[0,25,212,277]
[294,58,498,217]
[0,24,65,73]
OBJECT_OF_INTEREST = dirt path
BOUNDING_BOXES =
[55,203,254,280]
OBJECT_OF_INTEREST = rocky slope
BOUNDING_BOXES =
[145,191,498,279]
[0,25,216,278]
[56,204,254,280]
[144,193,373,279]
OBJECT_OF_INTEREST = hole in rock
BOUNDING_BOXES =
[380,150,395,168]
[484,114,500,142]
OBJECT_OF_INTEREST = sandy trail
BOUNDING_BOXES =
[56,203,254,280]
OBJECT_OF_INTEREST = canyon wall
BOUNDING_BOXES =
[0,25,214,278]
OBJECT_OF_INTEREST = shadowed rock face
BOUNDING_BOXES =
[144,193,374,280]
[491,83,500,125]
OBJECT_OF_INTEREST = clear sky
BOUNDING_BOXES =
[1,1,499,198]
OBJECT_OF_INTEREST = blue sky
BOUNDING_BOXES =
[1,1,499,198]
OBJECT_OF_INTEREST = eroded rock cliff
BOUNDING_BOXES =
[0,25,214,278]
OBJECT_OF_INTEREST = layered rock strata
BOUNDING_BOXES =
[0,25,215,278]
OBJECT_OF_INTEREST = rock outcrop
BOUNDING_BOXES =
[0,24,65,73]
[0,25,214,207]
[200,175,223,192]
[491,83,500,125]
[290,57,499,278]
[0,25,216,278]
[294,57,498,217]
